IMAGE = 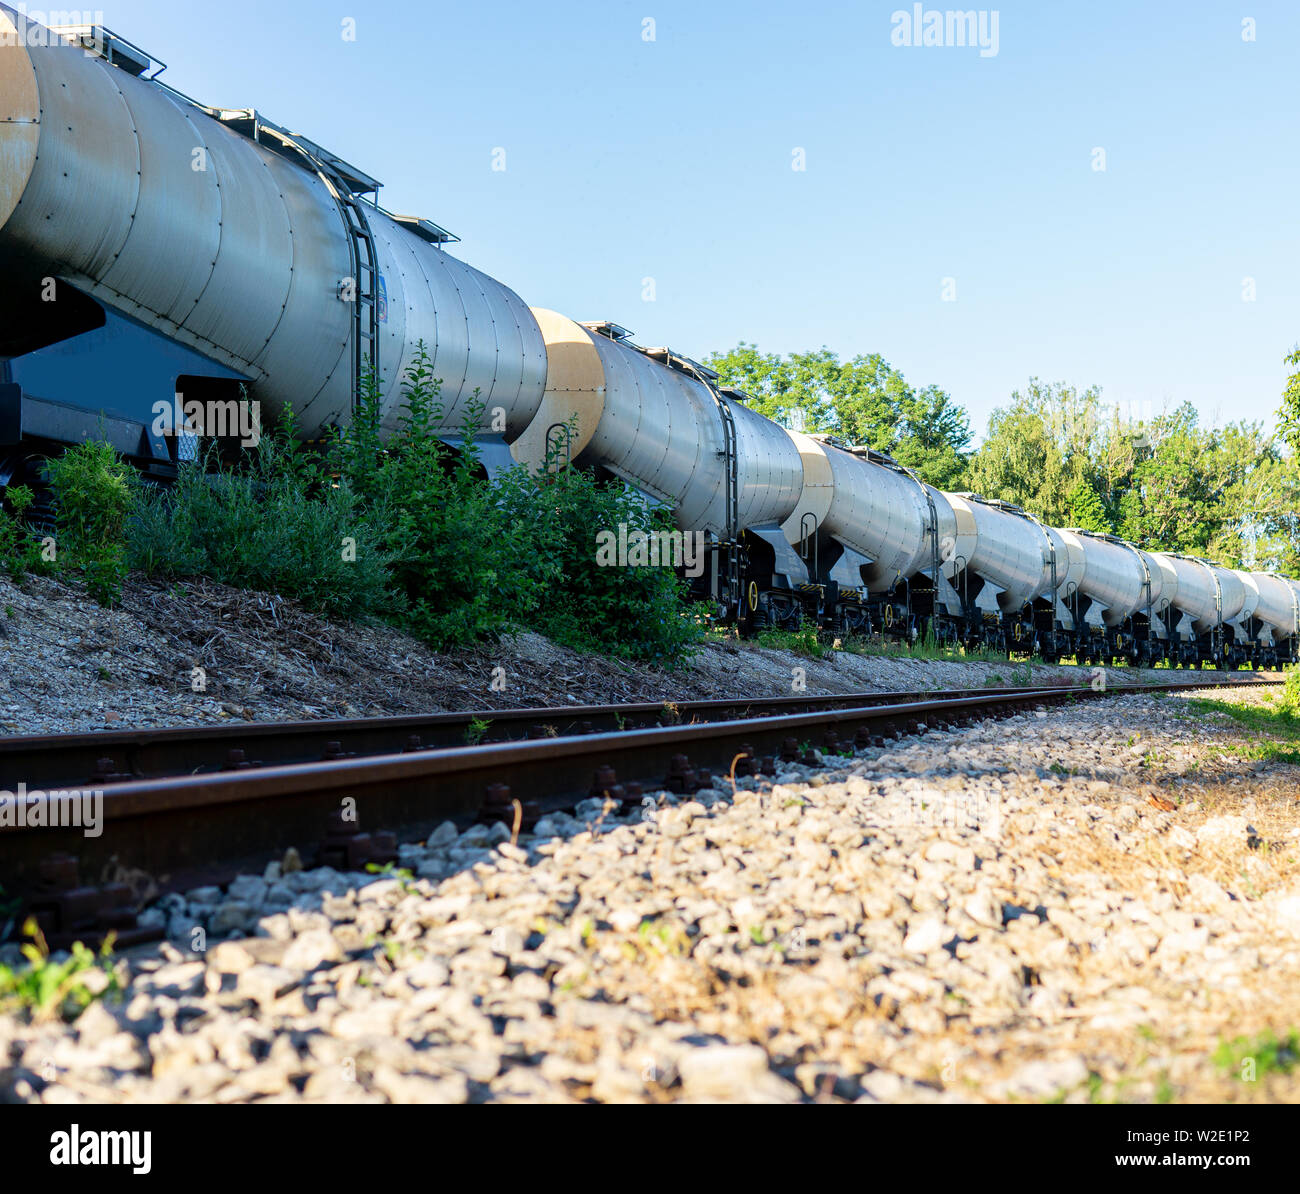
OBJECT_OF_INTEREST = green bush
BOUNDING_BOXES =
[0,484,48,581]
[329,346,706,660]
[1276,667,1300,718]
[45,440,132,606]
[39,344,708,662]
[129,417,395,621]
[336,357,546,648]
[499,465,707,661]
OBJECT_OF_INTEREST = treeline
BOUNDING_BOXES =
[707,346,1300,576]
[965,381,1299,574]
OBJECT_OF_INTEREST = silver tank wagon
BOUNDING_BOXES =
[778,436,959,599]
[1151,554,1247,638]
[939,494,1059,613]
[511,311,803,543]
[1247,572,1300,644]
[1057,531,1175,629]
[0,10,545,450]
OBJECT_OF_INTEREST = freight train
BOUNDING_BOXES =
[2,10,1296,669]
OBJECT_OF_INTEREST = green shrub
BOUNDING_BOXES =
[1279,668,1300,718]
[44,440,132,606]
[0,484,48,581]
[129,418,395,621]
[329,346,706,660]
[0,918,122,1022]
[502,465,707,661]
[113,341,708,662]
[755,625,826,659]
[45,440,131,549]
[340,358,546,648]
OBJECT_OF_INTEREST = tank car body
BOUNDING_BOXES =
[775,436,969,637]
[510,313,805,615]
[1060,533,1147,627]
[1246,572,1300,648]
[940,495,1056,611]
[1214,571,1300,667]
[0,10,544,479]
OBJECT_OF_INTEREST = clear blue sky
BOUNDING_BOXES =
[98,0,1300,441]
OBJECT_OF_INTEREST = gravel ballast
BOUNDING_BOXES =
[4,684,1298,1104]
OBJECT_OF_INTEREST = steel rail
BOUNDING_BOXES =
[0,676,1272,792]
[1,677,1277,915]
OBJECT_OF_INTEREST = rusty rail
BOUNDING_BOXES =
[0,676,1277,945]
[0,674,1272,790]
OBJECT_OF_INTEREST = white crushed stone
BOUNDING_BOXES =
[4,685,1298,1104]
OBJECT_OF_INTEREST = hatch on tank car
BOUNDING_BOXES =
[48,24,158,77]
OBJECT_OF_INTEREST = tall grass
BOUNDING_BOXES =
[45,440,133,605]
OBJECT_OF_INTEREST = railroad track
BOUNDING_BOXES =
[1,675,1278,948]
[0,675,1269,788]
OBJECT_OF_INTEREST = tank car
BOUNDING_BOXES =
[1240,573,1300,668]
[776,436,963,642]
[509,313,805,619]
[0,10,544,487]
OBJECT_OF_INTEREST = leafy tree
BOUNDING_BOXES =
[1117,403,1223,551]
[704,342,970,488]
[1065,478,1109,532]
[889,384,971,491]
[964,380,1102,525]
[1280,345,1300,456]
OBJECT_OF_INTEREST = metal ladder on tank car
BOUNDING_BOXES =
[584,325,744,617]
[206,112,383,413]
[304,163,383,413]
[335,191,382,411]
